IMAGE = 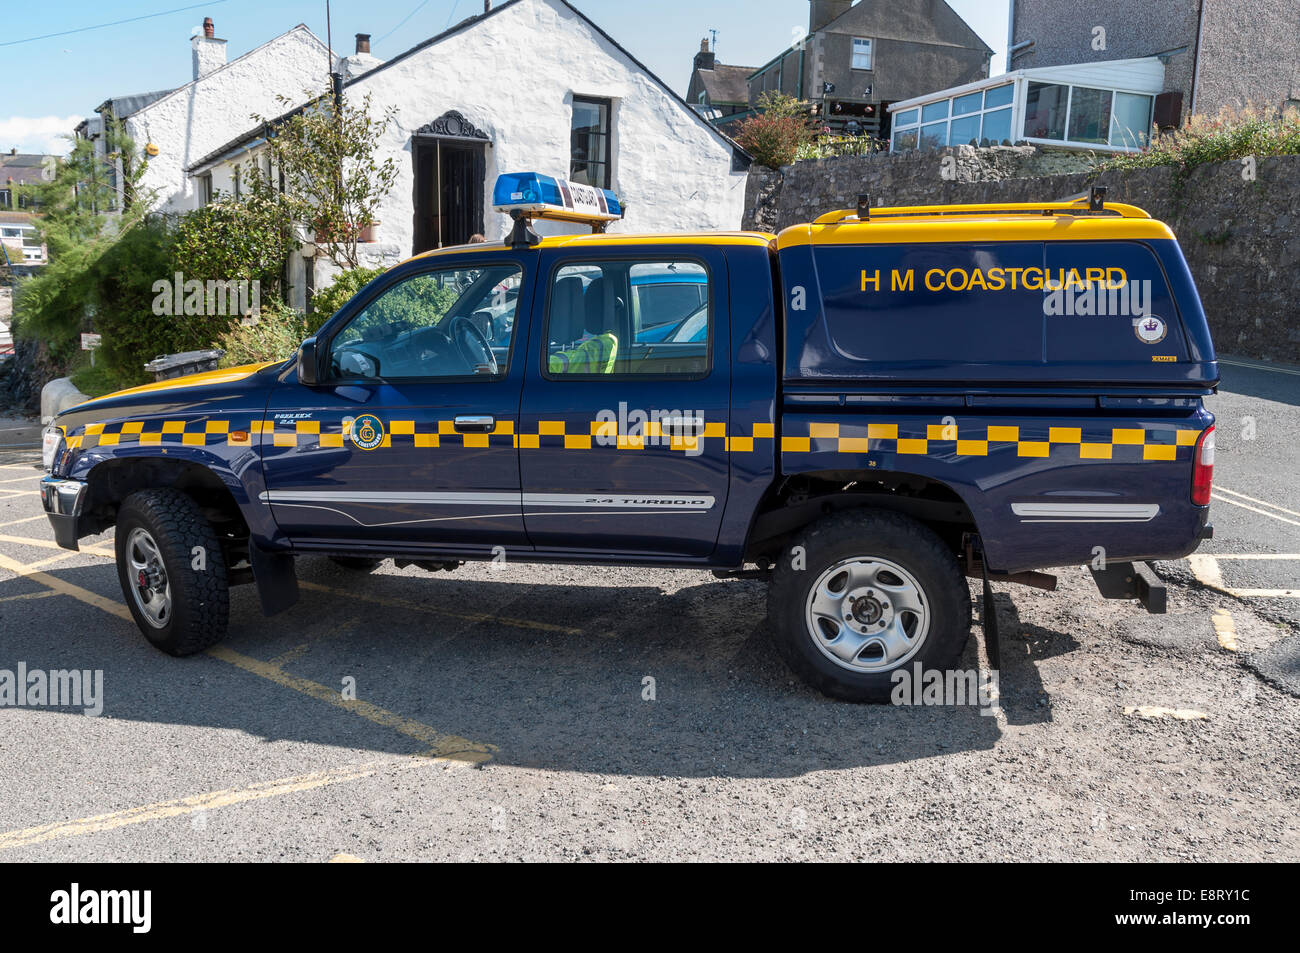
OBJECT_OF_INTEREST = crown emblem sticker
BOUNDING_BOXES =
[1134,315,1167,344]
[347,414,385,451]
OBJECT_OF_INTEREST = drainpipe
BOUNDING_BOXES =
[1006,0,1015,73]
[1190,0,1206,119]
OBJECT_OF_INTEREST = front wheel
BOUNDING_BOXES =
[115,488,229,656]
[768,510,972,702]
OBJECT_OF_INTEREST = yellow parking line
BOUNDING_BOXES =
[0,758,435,852]
[0,490,39,499]
[0,550,497,766]
[0,551,131,619]
[0,464,39,473]
[0,515,47,529]
[206,645,494,763]
[0,590,58,605]
[0,532,114,559]
[1187,553,1300,599]
[0,475,36,485]
[1212,609,1237,652]
[329,853,365,863]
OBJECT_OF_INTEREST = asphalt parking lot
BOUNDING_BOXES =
[0,358,1297,862]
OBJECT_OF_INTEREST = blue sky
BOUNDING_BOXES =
[2,0,1009,154]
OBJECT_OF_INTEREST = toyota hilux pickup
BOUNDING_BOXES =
[40,174,1217,701]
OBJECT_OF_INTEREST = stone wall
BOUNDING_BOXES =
[743,148,1300,362]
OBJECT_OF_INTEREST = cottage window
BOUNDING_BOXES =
[571,96,612,190]
[852,38,873,70]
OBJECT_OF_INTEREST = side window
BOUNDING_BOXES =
[329,264,523,381]
[544,259,711,378]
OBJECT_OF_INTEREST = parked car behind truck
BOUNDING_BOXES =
[41,175,1217,701]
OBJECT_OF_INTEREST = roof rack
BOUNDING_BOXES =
[814,187,1149,226]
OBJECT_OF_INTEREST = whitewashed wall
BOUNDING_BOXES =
[348,0,747,264]
[127,27,332,213]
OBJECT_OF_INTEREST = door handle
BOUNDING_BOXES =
[659,416,705,436]
[454,415,496,433]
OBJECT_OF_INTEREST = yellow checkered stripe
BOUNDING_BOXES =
[780,422,1202,461]
[68,419,252,450]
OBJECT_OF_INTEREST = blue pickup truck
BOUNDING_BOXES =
[40,175,1216,701]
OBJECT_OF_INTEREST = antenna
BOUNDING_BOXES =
[709,28,718,54]
[325,0,333,79]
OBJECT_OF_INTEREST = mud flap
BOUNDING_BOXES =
[250,543,299,617]
[980,559,1001,672]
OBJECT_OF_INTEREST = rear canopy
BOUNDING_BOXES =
[776,203,1218,389]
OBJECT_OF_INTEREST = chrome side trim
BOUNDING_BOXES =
[1011,502,1160,522]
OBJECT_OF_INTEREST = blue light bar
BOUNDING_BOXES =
[493,172,624,224]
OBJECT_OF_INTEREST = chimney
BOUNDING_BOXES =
[484,1,492,12]
[191,15,227,81]
[809,0,853,34]
[341,30,384,80]
[695,38,716,72]
[9,148,16,156]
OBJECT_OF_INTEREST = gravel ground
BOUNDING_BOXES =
[0,358,1296,862]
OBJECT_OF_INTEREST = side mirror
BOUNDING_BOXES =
[298,337,320,386]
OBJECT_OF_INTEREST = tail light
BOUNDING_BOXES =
[1191,425,1215,505]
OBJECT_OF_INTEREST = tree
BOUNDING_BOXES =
[256,89,400,269]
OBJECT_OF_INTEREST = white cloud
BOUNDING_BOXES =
[0,115,84,156]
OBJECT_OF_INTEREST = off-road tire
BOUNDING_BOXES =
[115,488,229,656]
[768,509,972,702]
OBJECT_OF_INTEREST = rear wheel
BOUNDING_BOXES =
[115,489,229,656]
[768,509,972,702]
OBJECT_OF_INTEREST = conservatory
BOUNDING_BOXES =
[888,57,1166,154]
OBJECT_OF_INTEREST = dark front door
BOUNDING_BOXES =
[413,139,486,253]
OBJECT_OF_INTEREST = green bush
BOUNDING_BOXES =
[1096,108,1300,180]
[215,299,309,368]
[309,266,385,331]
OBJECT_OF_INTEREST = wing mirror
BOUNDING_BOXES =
[298,337,321,386]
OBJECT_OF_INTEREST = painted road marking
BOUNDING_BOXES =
[0,590,57,605]
[1211,491,1300,527]
[1216,485,1300,519]
[1187,554,1300,599]
[1212,609,1238,652]
[0,758,437,852]
[329,853,365,863]
[0,515,48,529]
[0,532,114,559]
[0,551,497,765]
[1219,358,1300,377]
[0,475,38,485]
[1123,706,1209,721]
[207,645,494,764]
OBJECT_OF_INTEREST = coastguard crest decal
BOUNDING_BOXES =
[346,414,385,451]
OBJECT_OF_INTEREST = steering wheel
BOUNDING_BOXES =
[447,315,498,375]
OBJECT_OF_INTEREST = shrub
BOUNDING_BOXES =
[215,299,309,368]
[733,92,817,170]
[1096,107,1300,180]
[309,266,385,332]
[172,169,294,296]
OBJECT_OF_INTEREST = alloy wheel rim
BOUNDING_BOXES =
[126,527,171,629]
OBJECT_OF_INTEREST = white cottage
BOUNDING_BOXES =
[186,0,750,308]
[76,17,334,213]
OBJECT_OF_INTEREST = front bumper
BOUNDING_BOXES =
[40,477,88,551]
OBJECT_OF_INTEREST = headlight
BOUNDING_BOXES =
[42,425,65,473]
